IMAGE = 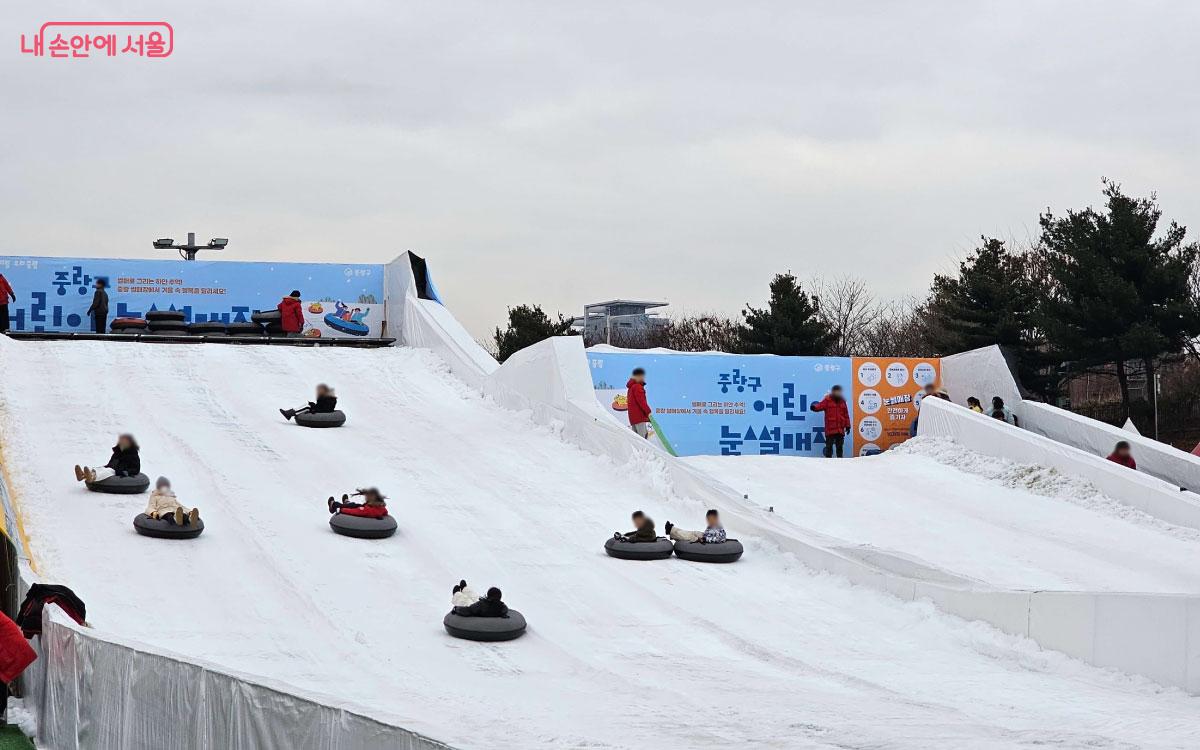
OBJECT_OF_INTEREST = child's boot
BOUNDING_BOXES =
[74,465,84,482]
[189,508,200,524]
[174,507,184,525]
[280,408,294,421]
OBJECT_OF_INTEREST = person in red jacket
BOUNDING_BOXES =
[626,368,652,439]
[811,384,851,458]
[1106,441,1137,470]
[278,290,305,337]
[327,487,389,518]
[0,610,35,723]
[0,273,15,333]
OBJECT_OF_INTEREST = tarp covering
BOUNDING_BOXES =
[28,602,452,750]
[917,395,1200,530]
[1018,400,1200,492]
[939,344,1022,409]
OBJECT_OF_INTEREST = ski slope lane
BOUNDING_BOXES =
[685,443,1200,593]
[0,338,1197,749]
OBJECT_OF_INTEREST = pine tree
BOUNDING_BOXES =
[926,237,1052,395]
[738,272,833,355]
[1037,180,1200,417]
[492,304,574,362]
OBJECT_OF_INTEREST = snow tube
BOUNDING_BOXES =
[146,310,185,323]
[673,539,744,564]
[604,536,674,560]
[147,322,188,334]
[251,310,282,324]
[294,410,346,428]
[133,513,204,540]
[323,314,370,337]
[188,321,228,335]
[329,513,397,539]
[443,610,526,642]
[227,322,264,336]
[110,319,148,332]
[86,473,150,495]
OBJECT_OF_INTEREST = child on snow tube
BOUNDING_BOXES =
[613,509,658,542]
[451,583,509,618]
[145,477,201,526]
[74,434,140,484]
[327,487,388,518]
[280,383,337,422]
[664,509,727,544]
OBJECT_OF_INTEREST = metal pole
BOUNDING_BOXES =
[1154,372,1161,441]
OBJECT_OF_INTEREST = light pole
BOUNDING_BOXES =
[1154,371,1161,441]
[152,232,229,261]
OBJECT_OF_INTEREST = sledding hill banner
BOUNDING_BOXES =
[0,256,385,339]
[587,347,941,457]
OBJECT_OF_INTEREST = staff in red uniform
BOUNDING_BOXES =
[278,290,305,337]
[0,273,15,333]
[626,368,652,439]
[811,384,851,458]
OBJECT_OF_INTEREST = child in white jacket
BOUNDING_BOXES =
[451,580,478,608]
[145,477,200,526]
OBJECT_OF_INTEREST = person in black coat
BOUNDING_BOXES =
[453,587,509,618]
[280,383,338,421]
[86,278,109,335]
[74,434,140,483]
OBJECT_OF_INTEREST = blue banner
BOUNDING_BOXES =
[588,349,854,457]
[0,256,385,338]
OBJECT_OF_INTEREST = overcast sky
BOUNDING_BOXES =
[3,2,1199,339]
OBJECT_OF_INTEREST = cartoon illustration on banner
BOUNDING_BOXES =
[849,357,941,454]
[0,256,385,338]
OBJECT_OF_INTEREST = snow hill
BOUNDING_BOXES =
[0,337,1198,749]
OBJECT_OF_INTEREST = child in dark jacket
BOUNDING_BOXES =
[280,384,338,421]
[74,434,140,483]
[327,487,389,518]
[453,586,509,618]
[616,510,657,542]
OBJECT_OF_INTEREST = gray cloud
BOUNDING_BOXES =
[2,1,1199,339]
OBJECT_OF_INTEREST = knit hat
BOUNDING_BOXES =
[290,290,301,298]
[486,587,502,600]
[155,476,171,489]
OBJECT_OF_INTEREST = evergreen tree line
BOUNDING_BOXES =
[491,181,1200,419]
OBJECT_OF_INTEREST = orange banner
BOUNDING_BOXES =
[850,357,941,455]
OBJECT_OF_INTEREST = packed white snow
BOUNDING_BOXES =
[686,439,1200,593]
[0,338,1198,748]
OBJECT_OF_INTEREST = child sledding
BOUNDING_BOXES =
[668,509,743,563]
[75,434,149,494]
[327,488,396,539]
[444,579,526,641]
[133,477,205,539]
[605,510,673,560]
[282,384,346,428]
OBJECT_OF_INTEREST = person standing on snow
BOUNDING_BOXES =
[0,610,35,725]
[811,385,851,458]
[991,396,1016,425]
[626,367,652,439]
[86,278,109,334]
[278,289,305,337]
[0,273,15,333]
[1106,441,1137,470]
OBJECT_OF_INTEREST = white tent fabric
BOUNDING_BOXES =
[1123,417,1141,435]
[938,344,1021,408]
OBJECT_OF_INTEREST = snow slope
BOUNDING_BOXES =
[0,338,1198,749]
[686,440,1200,593]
